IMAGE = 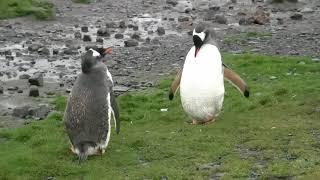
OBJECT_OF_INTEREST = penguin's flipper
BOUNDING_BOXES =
[169,68,183,100]
[223,66,249,98]
[110,91,120,134]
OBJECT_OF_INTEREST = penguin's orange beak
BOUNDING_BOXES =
[104,47,112,55]
[195,48,200,57]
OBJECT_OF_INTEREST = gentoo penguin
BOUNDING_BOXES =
[169,23,249,124]
[64,47,120,162]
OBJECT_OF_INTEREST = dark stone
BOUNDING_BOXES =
[53,49,59,55]
[96,38,104,43]
[28,105,51,120]
[252,6,270,25]
[63,48,78,55]
[6,56,14,60]
[18,89,23,93]
[74,31,82,39]
[83,35,92,42]
[290,13,303,20]
[215,14,227,24]
[115,33,124,39]
[16,52,23,57]
[178,16,189,22]
[7,86,18,91]
[124,39,139,47]
[157,27,166,36]
[29,73,44,86]
[169,18,175,21]
[119,20,127,28]
[132,25,139,31]
[166,0,178,6]
[29,85,40,97]
[97,28,110,37]
[81,26,89,32]
[0,86,3,94]
[185,8,192,13]
[12,105,31,118]
[209,6,220,11]
[19,74,31,79]
[28,44,41,52]
[38,47,50,55]
[131,33,140,40]
[106,22,117,28]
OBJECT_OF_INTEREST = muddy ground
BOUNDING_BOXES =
[0,0,319,128]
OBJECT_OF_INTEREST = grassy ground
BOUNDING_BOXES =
[224,31,272,45]
[71,0,91,4]
[0,0,54,20]
[0,54,320,179]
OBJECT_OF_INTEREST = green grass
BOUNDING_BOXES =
[0,0,54,20]
[0,54,320,179]
[224,31,272,45]
[72,0,91,4]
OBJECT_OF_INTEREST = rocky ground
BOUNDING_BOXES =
[0,0,319,128]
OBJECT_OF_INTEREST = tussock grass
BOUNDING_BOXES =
[0,54,319,179]
[0,0,54,20]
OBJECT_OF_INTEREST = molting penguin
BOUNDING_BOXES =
[64,47,119,162]
[169,23,249,124]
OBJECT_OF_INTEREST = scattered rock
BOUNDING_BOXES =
[157,27,166,36]
[28,105,51,120]
[106,22,117,28]
[185,8,192,13]
[74,31,82,39]
[166,0,178,6]
[119,20,127,28]
[12,105,31,118]
[215,14,227,24]
[124,39,139,47]
[209,6,220,11]
[17,89,23,93]
[5,56,14,60]
[131,33,140,40]
[83,35,92,42]
[29,85,40,97]
[81,26,89,32]
[115,33,124,39]
[7,86,18,91]
[28,44,41,52]
[290,13,303,20]
[63,48,78,55]
[19,74,31,80]
[96,38,104,43]
[38,47,50,55]
[53,49,59,55]
[114,85,130,93]
[178,16,189,22]
[97,28,110,37]
[132,25,139,31]
[252,6,270,25]
[301,7,314,13]
[29,73,44,86]
[312,58,320,62]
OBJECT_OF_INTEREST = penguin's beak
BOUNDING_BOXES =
[103,47,112,55]
[195,48,200,57]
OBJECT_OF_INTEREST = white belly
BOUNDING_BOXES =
[180,44,225,121]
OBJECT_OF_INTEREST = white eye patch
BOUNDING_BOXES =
[89,48,101,57]
[193,29,206,41]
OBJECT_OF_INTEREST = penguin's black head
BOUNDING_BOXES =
[192,24,208,57]
[81,47,112,73]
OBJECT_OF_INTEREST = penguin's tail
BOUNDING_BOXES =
[76,141,95,163]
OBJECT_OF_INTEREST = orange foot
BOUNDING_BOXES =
[191,115,216,125]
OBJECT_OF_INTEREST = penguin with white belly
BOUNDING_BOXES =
[169,23,249,125]
[64,47,120,162]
